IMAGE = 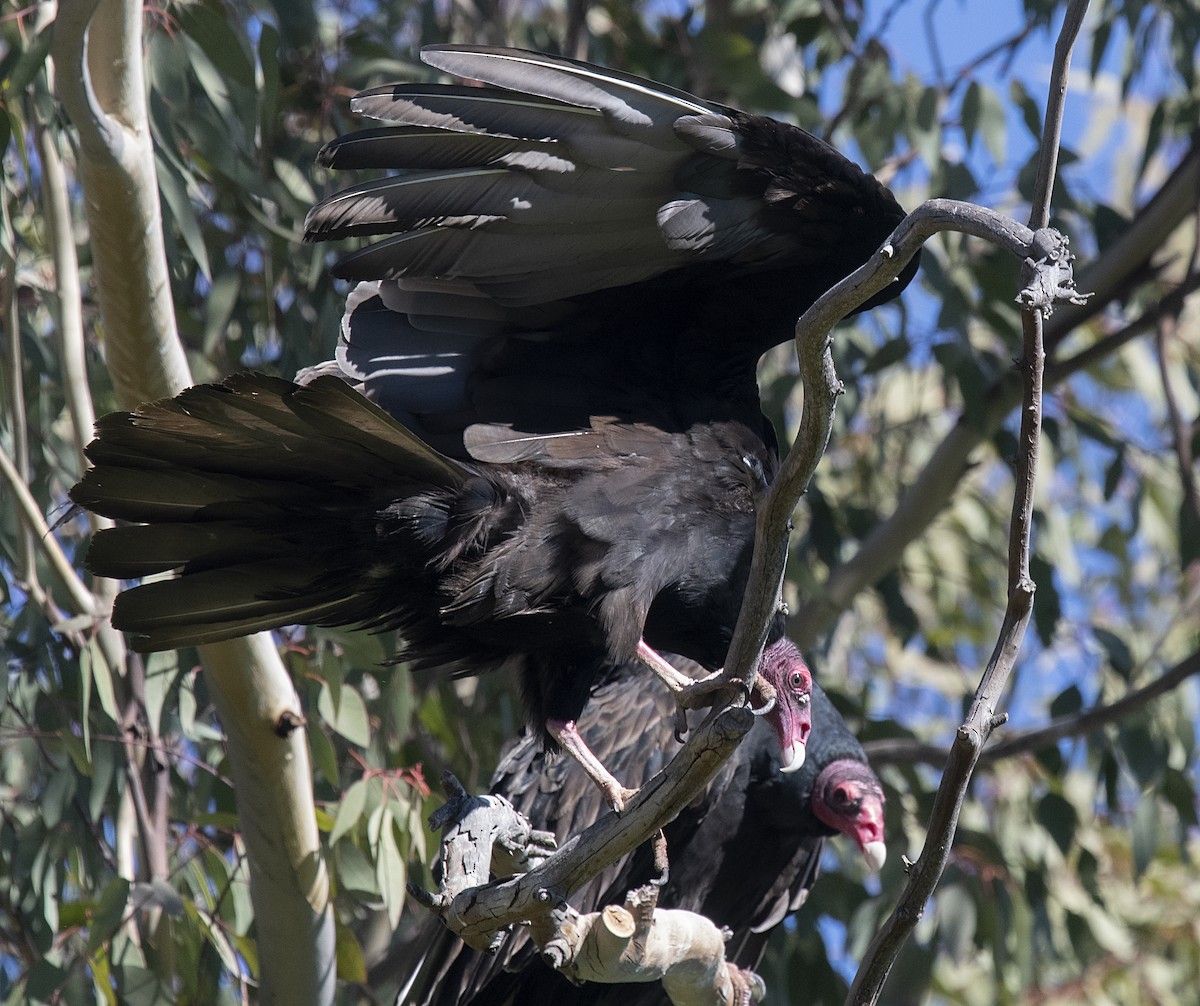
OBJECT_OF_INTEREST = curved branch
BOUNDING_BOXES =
[413,707,752,950]
[723,199,1059,695]
[791,139,1200,650]
[416,771,761,1005]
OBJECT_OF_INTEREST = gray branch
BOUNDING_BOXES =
[410,707,753,1000]
[723,197,1084,699]
[865,647,1200,768]
[846,2,1089,1001]
[412,705,748,955]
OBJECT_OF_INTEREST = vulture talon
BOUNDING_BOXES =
[750,693,776,718]
[672,702,693,742]
[727,965,766,1006]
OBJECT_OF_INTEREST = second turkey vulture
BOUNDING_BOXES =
[398,661,885,1006]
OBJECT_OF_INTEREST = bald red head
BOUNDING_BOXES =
[811,758,887,871]
[755,637,813,773]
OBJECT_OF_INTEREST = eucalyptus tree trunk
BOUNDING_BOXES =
[53,1,334,1000]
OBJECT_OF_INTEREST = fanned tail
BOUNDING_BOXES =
[71,374,471,652]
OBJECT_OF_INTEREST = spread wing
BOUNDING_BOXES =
[304,45,917,458]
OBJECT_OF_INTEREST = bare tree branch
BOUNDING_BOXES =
[846,4,1088,1000]
[721,198,1074,702]
[865,647,1200,768]
[416,773,761,1006]
[922,0,947,87]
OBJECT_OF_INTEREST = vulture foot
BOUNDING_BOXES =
[673,669,754,713]
[637,639,749,741]
[727,964,766,1006]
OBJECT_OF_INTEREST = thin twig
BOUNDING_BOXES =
[845,3,1089,1001]
[0,443,97,616]
[0,725,233,785]
[922,0,947,88]
[949,19,1039,94]
[122,653,171,883]
[818,0,859,58]
[864,648,1200,767]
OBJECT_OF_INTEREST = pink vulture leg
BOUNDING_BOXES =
[634,639,695,692]
[637,638,748,709]
[547,718,638,813]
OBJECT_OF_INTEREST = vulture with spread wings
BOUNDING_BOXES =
[398,663,885,1006]
[72,45,915,807]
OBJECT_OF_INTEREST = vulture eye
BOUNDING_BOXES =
[789,669,808,691]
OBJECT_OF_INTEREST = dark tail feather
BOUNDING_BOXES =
[71,373,471,652]
[110,562,371,651]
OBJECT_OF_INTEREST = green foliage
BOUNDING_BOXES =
[1,0,1198,1003]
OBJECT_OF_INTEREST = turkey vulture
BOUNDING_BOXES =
[71,45,914,805]
[399,662,885,1006]
[71,372,813,807]
[302,43,915,719]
